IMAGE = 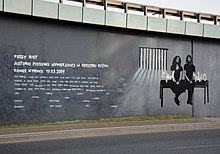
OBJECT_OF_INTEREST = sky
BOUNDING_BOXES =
[46,0,220,15]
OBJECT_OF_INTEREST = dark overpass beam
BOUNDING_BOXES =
[197,13,201,23]
[213,15,218,25]
[180,11,184,21]
[123,2,128,13]
[82,0,86,7]
[143,5,147,16]
[160,8,166,18]
[103,0,107,10]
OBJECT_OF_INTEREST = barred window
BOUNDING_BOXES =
[139,47,168,70]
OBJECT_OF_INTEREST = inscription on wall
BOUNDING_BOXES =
[13,54,109,109]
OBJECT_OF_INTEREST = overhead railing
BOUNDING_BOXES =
[1,0,220,39]
[59,0,219,25]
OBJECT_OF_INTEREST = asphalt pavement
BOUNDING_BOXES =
[0,117,220,144]
[0,129,220,154]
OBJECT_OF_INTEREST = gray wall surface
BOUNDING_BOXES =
[0,13,219,125]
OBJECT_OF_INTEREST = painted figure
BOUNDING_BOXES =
[184,55,196,105]
[170,56,184,106]
[161,55,208,107]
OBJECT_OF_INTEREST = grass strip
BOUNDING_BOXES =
[0,115,191,129]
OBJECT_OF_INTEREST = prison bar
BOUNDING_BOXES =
[139,47,168,70]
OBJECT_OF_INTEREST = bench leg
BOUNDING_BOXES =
[207,82,209,103]
[161,88,163,107]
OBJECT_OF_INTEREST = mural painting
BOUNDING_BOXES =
[161,55,208,107]
[0,14,217,125]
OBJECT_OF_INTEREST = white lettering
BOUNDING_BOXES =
[14,55,26,59]
[81,63,97,68]
[28,69,43,74]
[14,61,31,66]
[14,69,27,73]
[32,62,50,67]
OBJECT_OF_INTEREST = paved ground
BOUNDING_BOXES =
[1,129,220,154]
[0,117,220,144]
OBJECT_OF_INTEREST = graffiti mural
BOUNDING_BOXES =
[160,55,209,107]
[0,13,218,124]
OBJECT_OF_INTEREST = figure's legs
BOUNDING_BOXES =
[174,81,187,106]
[169,81,188,106]
[169,81,180,106]
[174,95,180,106]
[187,83,194,105]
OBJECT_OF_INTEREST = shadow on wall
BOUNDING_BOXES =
[116,68,161,117]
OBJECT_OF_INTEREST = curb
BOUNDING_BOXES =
[0,118,220,144]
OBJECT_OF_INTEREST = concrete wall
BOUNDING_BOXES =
[0,13,219,124]
[193,38,220,117]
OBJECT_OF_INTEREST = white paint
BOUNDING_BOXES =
[143,48,146,69]
[111,105,117,108]
[165,144,220,151]
[140,49,143,69]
